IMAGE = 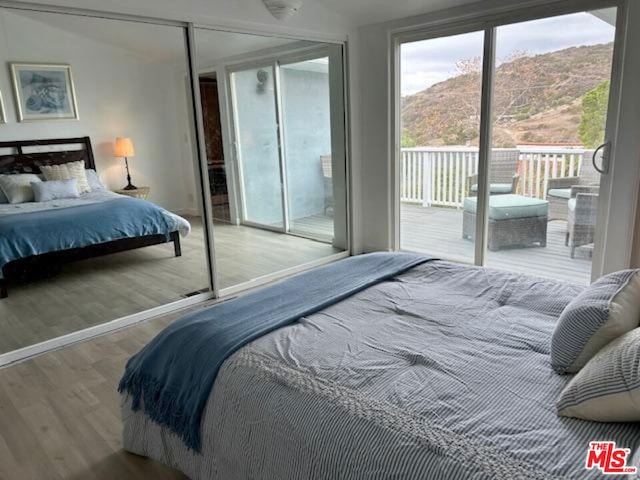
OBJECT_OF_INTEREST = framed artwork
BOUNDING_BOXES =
[0,90,5,124]
[10,63,79,122]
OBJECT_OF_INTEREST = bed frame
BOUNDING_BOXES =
[0,137,181,299]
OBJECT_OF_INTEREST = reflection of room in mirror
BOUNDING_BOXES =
[0,8,349,357]
[0,9,210,354]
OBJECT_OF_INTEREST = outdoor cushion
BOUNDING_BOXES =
[470,183,513,194]
[463,194,549,221]
[548,188,571,199]
[568,198,576,212]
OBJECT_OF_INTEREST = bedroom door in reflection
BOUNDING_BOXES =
[230,66,285,231]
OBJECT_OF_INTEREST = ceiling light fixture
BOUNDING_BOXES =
[262,0,302,20]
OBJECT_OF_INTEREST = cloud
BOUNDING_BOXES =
[401,10,616,96]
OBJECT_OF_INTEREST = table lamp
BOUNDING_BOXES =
[114,137,137,190]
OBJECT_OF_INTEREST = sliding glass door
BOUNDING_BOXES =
[230,65,285,230]
[484,9,617,283]
[228,50,341,244]
[397,4,622,284]
[280,56,334,241]
[399,30,485,264]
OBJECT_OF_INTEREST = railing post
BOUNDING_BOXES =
[422,152,432,207]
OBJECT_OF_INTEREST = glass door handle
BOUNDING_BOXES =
[592,142,610,175]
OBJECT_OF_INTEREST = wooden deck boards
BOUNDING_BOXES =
[400,203,592,284]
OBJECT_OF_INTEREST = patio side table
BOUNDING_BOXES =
[462,194,549,251]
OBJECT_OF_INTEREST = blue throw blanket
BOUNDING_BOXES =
[0,197,177,279]
[119,252,432,452]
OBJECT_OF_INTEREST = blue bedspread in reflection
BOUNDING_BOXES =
[0,197,180,278]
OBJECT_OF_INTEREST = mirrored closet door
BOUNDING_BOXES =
[193,28,349,291]
[0,8,210,355]
[0,6,350,361]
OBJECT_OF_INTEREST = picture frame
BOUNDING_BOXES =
[10,63,79,122]
[0,90,5,124]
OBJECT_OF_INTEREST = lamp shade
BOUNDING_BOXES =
[114,137,135,158]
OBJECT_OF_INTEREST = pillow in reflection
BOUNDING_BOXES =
[32,179,80,202]
[86,169,107,192]
[0,173,42,204]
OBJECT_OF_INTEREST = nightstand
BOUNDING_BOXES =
[115,186,150,200]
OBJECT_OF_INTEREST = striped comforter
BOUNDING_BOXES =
[121,261,640,479]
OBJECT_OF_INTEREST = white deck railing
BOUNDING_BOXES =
[401,146,586,208]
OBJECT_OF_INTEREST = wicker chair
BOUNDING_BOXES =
[567,187,599,258]
[467,149,520,197]
[546,151,599,221]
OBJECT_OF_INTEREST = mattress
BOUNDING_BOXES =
[122,261,640,479]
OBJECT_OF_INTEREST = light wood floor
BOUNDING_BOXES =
[0,307,194,480]
[400,204,592,284]
[0,218,340,354]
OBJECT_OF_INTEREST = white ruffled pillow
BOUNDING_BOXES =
[40,161,91,193]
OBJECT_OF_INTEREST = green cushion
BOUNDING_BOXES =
[470,183,513,194]
[548,188,572,200]
[464,194,549,221]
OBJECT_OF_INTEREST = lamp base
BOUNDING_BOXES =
[123,183,138,191]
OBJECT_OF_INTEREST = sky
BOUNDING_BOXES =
[400,9,617,96]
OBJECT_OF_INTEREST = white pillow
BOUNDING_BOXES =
[0,174,43,204]
[39,161,91,193]
[557,327,640,422]
[86,169,106,191]
[32,179,80,202]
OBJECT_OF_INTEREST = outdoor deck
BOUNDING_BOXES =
[401,203,592,284]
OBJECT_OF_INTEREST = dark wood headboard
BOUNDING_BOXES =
[0,137,96,175]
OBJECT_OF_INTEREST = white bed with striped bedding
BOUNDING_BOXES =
[122,260,640,479]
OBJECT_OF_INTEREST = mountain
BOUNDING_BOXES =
[401,43,614,147]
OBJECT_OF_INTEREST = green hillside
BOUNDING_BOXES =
[401,42,614,147]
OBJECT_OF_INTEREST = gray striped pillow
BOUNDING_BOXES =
[557,327,640,421]
[551,270,640,374]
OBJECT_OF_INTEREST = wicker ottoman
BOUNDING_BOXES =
[462,194,548,251]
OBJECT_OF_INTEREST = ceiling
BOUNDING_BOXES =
[312,0,487,26]
[13,9,303,65]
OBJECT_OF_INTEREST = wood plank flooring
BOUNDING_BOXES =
[0,308,194,480]
[400,203,592,284]
[0,218,340,354]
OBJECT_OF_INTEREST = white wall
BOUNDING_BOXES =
[0,9,194,213]
[355,0,640,271]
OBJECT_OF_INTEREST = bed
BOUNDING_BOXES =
[120,255,640,479]
[0,137,190,298]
